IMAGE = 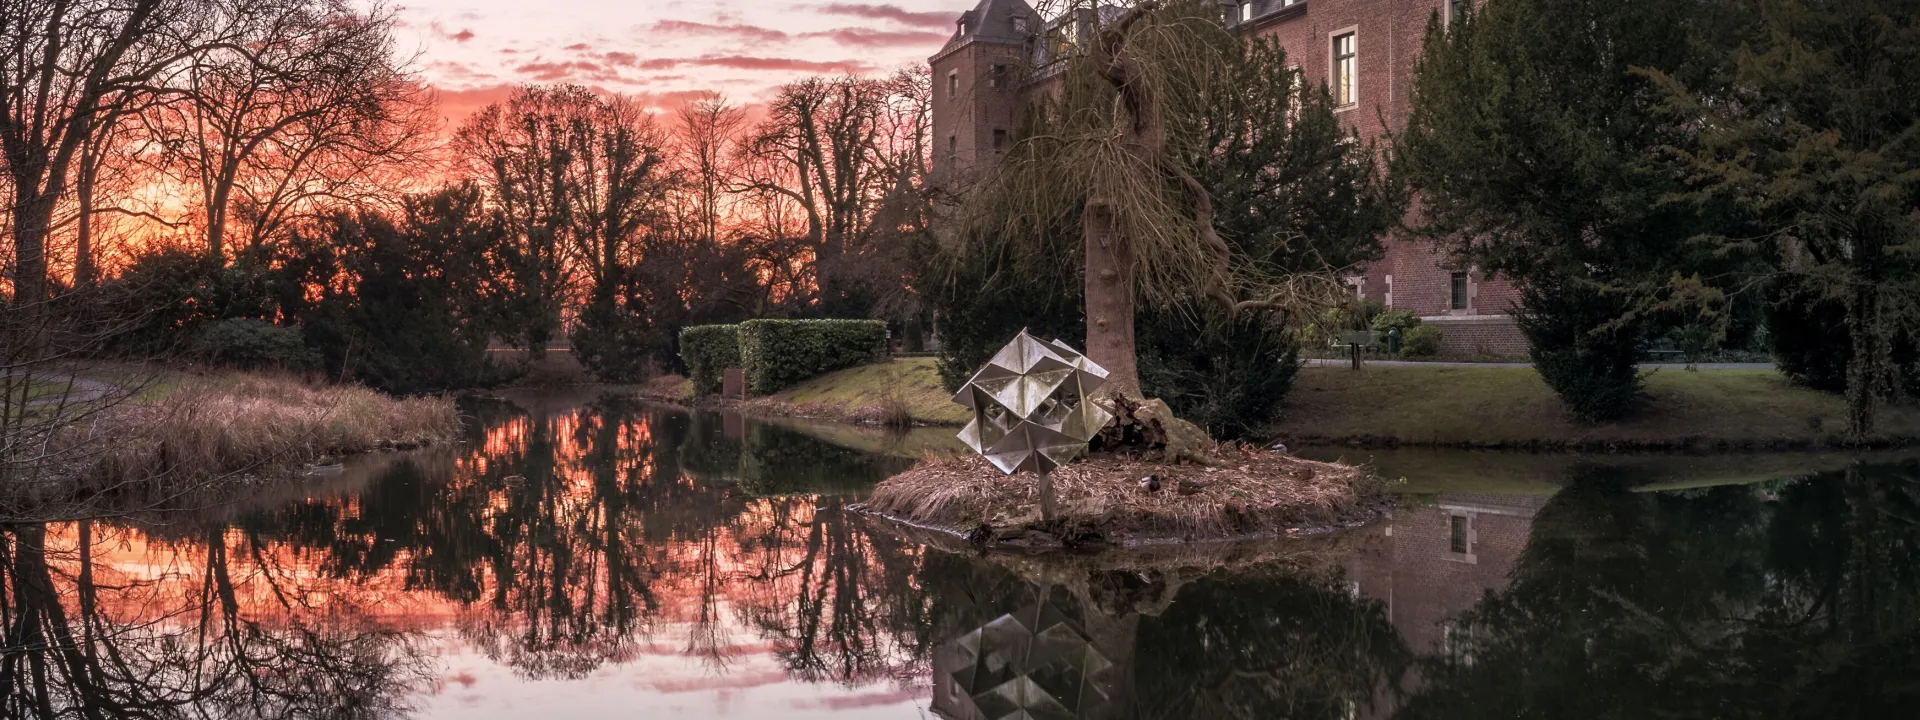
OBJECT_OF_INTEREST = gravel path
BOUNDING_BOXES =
[19,375,120,407]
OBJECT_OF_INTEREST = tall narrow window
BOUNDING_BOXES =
[989,64,1007,88]
[1238,2,1253,22]
[1450,271,1470,311]
[992,128,1008,151]
[947,71,958,98]
[947,135,957,160]
[1449,0,1471,25]
[1331,31,1357,107]
[1449,514,1471,554]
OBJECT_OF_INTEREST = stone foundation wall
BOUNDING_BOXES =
[1422,315,1527,357]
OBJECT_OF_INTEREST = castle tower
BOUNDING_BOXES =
[929,0,1041,181]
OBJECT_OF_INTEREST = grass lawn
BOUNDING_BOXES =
[1272,365,1920,448]
[769,357,971,426]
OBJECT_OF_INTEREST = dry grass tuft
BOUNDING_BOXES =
[82,373,458,495]
[860,446,1384,545]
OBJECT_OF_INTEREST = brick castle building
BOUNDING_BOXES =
[930,0,1526,355]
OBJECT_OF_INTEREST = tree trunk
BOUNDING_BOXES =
[11,186,53,304]
[75,146,98,287]
[1084,203,1140,396]
[1844,281,1883,439]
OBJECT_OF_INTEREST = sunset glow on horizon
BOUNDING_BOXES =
[393,0,970,123]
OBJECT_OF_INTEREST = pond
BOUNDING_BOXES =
[3,389,1917,718]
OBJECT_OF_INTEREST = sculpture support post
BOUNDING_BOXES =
[1037,468,1058,522]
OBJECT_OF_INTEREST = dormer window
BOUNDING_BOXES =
[958,17,969,36]
[1013,16,1028,34]
[1239,2,1253,23]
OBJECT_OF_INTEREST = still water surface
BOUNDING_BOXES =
[4,389,1917,718]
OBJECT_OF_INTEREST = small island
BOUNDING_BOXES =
[860,445,1385,548]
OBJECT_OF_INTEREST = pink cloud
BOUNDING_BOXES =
[648,20,791,44]
[516,60,606,81]
[815,3,953,29]
[429,21,475,43]
[802,27,949,48]
[636,55,871,74]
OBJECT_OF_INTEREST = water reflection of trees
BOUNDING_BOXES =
[230,395,926,684]
[0,522,431,719]
[1397,463,1920,718]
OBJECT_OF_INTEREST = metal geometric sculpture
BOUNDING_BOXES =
[954,330,1113,475]
[934,596,1119,720]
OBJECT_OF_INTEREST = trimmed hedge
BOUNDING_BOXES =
[738,319,889,395]
[680,324,741,396]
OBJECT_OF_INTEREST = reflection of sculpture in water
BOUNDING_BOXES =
[937,588,1125,720]
[923,546,1409,720]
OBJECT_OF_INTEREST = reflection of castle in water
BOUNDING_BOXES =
[1347,494,1546,659]
[924,493,1546,720]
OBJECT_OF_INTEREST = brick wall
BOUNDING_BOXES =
[1249,0,1524,348]
[934,1,1529,351]
[931,40,1026,180]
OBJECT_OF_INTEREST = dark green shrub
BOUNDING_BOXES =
[571,291,656,383]
[1402,325,1444,357]
[190,319,317,370]
[1766,278,1919,396]
[102,249,281,356]
[1140,309,1301,439]
[1517,281,1643,422]
[679,324,742,396]
[737,319,889,395]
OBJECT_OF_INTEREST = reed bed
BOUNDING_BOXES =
[1,372,460,518]
[860,446,1385,545]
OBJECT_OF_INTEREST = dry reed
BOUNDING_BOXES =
[860,447,1384,545]
[76,372,458,502]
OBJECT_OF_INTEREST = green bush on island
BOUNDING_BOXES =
[1140,306,1302,439]
[679,324,741,396]
[738,319,888,395]
[1402,325,1444,357]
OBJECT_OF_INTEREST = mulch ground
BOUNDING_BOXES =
[857,446,1386,547]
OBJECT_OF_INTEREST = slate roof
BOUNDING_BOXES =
[941,0,1044,52]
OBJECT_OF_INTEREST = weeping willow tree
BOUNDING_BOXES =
[946,0,1360,398]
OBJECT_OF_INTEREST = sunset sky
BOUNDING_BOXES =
[393,1,971,123]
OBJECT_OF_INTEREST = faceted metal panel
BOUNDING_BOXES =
[942,598,1117,720]
[953,331,1112,475]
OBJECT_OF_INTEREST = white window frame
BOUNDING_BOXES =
[1330,27,1359,110]
[1446,0,1471,27]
